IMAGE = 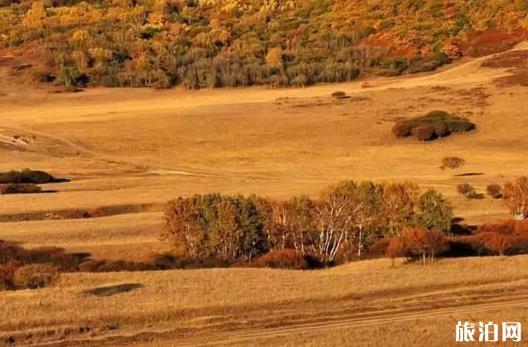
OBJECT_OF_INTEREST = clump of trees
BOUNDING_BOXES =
[392,111,475,141]
[163,181,454,266]
[471,220,528,256]
[163,194,269,263]
[0,169,68,195]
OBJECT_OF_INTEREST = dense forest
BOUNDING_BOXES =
[1,0,528,88]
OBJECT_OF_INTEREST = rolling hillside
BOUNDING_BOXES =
[1,0,528,88]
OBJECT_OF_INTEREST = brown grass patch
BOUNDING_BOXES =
[482,50,528,69]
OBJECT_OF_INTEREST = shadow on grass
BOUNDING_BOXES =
[83,283,144,297]
[454,172,484,177]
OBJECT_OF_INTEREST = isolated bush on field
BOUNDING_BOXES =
[0,169,57,184]
[440,156,466,170]
[392,111,475,141]
[331,91,347,99]
[486,184,503,199]
[457,183,480,199]
[13,263,59,290]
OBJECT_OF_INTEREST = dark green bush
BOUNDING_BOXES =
[0,169,56,184]
[392,110,475,141]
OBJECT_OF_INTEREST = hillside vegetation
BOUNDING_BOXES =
[1,0,528,88]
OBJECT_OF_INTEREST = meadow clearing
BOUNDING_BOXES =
[1,43,528,345]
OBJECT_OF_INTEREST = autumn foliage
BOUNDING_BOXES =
[163,180,453,266]
[385,228,448,265]
[503,176,528,219]
[392,111,475,141]
[2,1,528,88]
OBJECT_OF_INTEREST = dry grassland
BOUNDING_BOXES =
[1,256,528,345]
[1,43,528,345]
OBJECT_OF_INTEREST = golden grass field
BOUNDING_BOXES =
[1,42,528,345]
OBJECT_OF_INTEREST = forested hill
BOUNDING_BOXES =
[1,0,527,89]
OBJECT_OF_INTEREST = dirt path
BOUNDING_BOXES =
[24,281,528,347]
[174,297,528,347]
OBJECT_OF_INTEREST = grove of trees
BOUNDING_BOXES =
[163,180,453,265]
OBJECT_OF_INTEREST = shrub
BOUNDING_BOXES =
[251,249,309,269]
[0,169,57,184]
[78,259,152,272]
[441,156,466,170]
[0,183,42,194]
[457,183,481,199]
[486,184,503,199]
[411,125,435,141]
[392,111,475,141]
[12,264,59,290]
[147,253,228,270]
[331,91,347,99]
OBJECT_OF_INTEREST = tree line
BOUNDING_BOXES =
[163,180,453,265]
[1,0,527,88]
